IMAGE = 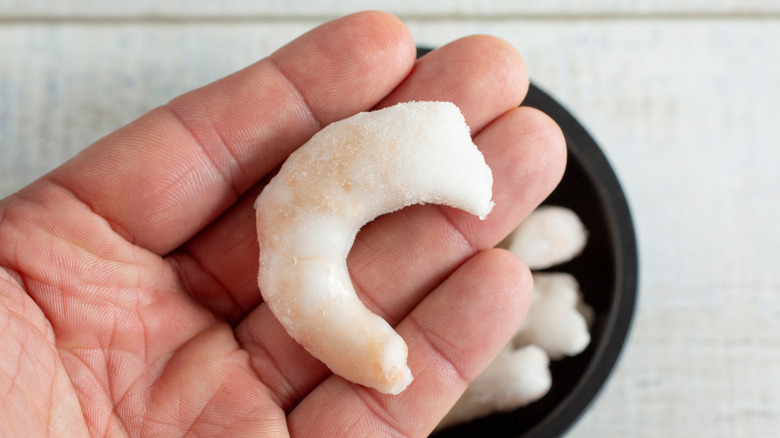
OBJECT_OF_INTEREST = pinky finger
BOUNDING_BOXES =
[287,248,532,437]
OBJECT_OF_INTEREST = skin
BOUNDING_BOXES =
[0,11,566,438]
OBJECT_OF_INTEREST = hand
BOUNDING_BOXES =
[0,11,565,437]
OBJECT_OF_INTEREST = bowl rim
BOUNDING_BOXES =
[521,82,639,438]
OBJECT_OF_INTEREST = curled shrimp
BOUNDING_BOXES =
[255,101,494,394]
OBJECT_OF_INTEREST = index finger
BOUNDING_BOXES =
[41,11,416,254]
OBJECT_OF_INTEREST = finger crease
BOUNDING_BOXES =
[434,205,480,255]
[0,265,26,292]
[266,57,325,134]
[41,177,137,247]
[168,252,241,323]
[407,313,470,387]
[349,384,410,438]
[349,273,401,327]
[243,329,300,412]
[161,104,242,200]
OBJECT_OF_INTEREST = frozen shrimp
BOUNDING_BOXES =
[507,205,588,270]
[513,272,592,360]
[255,101,494,394]
[437,345,551,429]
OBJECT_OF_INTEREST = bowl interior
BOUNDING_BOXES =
[417,47,638,438]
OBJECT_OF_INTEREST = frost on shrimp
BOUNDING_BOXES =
[255,101,494,395]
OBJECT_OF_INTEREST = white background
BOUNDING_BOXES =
[2,2,779,436]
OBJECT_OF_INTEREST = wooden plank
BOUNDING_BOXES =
[2,1,780,18]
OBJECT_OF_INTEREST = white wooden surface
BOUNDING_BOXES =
[3,1,780,17]
[2,3,780,437]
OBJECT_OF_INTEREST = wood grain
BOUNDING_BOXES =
[2,1,780,18]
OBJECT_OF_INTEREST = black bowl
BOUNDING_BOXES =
[417,47,639,438]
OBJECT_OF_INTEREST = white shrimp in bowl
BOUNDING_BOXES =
[255,101,494,394]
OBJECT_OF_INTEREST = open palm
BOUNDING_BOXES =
[0,12,565,437]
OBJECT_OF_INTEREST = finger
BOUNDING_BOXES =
[40,11,415,255]
[233,105,566,409]
[170,35,540,323]
[288,249,532,436]
[376,34,530,134]
[168,185,265,323]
